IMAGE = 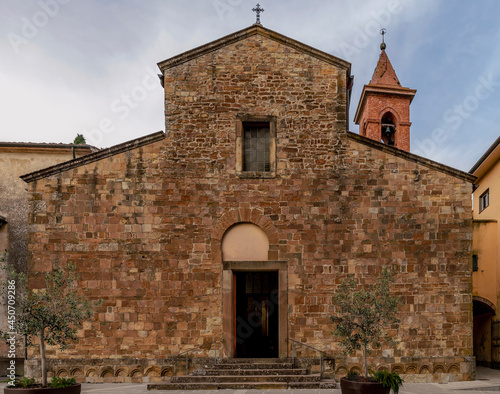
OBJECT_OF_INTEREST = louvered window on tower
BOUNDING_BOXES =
[243,122,270,172]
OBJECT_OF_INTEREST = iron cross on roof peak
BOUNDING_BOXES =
[380,28,387,50]
[252,3,264,25]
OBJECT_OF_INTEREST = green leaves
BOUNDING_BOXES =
[15,377,36,388]
[330,268,400,377]
[73,134,86,145]
[1,262,101,385]
[7,262,98,350]
[372,370,404,394]
[50,377,77,388]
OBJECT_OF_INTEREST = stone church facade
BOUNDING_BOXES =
[23,24,476,383]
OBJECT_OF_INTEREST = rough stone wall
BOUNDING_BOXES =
[331,138,474,381]
[25,32,474,382]
[0,146,91,371]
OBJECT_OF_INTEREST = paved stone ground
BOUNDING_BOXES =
[2,367,500,393]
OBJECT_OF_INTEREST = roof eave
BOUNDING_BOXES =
[21,131,165,183]
[0,142,98,153]
[469,135,500,177]
[347,131,476,183]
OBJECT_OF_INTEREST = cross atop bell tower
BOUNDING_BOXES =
[354,29,416,152]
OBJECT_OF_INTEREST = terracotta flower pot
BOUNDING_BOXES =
[340,377,390,394]
[4,384,81,394]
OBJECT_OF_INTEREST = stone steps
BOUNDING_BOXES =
[147,358,337,390]
[148,381,337,390]
[193,368,308,375]
[206,362,294,369]
[173,374,321,383]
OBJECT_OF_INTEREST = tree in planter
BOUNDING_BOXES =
[330,268,400,380]
[1,262,100,386]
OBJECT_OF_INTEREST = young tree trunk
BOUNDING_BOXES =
[40,330,47,386]
[363,344,368,378]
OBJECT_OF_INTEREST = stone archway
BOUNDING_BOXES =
[212,209,286,359]
[473,296,496,367]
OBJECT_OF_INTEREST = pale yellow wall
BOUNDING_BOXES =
[473,221,498,305]
[472,157,500,309]
[474,157,500,221]
[222,223,269,261]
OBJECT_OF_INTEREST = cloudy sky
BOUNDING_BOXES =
[1,0,499,172]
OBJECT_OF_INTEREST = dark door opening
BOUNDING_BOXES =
[234,271,279,358]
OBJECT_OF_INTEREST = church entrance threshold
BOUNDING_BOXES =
[234,271,279,358]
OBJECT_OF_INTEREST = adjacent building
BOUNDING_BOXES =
[471,137,500,368]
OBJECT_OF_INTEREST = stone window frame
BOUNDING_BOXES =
[479,189,490,212]
[235,115,277,179]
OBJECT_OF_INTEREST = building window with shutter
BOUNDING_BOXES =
[236,115,276,178]
[479,189,490,212]
[243,122,270,172]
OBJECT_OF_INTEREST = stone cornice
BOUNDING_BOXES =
[21,131,165,183]
[157,24,351,73]
[354,84,417,124]
[0,143,97,155]
[347,131,477,183]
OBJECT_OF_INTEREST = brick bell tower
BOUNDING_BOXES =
[354,31,416,152]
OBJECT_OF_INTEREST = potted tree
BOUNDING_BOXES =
[1,261,100,393]
[330,268,403,394]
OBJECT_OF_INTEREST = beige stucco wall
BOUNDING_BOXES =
[472,152,500,367]
[473,221,498,306]
[472,157,500,307]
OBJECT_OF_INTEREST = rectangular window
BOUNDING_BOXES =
[472,254,478,272]
[479,189,490,212]
[235,115,276,178]
[243,122,270,172]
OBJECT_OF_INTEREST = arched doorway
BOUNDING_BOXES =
[220,222,286,358]
[473,296,496,367]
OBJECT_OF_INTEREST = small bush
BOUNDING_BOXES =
[50,377,77,388]
[372,370,403,394]
[16,377,36,388]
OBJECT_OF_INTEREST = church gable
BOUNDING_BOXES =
[160,25,351,179]
[158,24,350,72]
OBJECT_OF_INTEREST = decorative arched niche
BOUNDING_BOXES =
[221,223,269,262]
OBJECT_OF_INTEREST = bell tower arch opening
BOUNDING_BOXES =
[381,111,397,146]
